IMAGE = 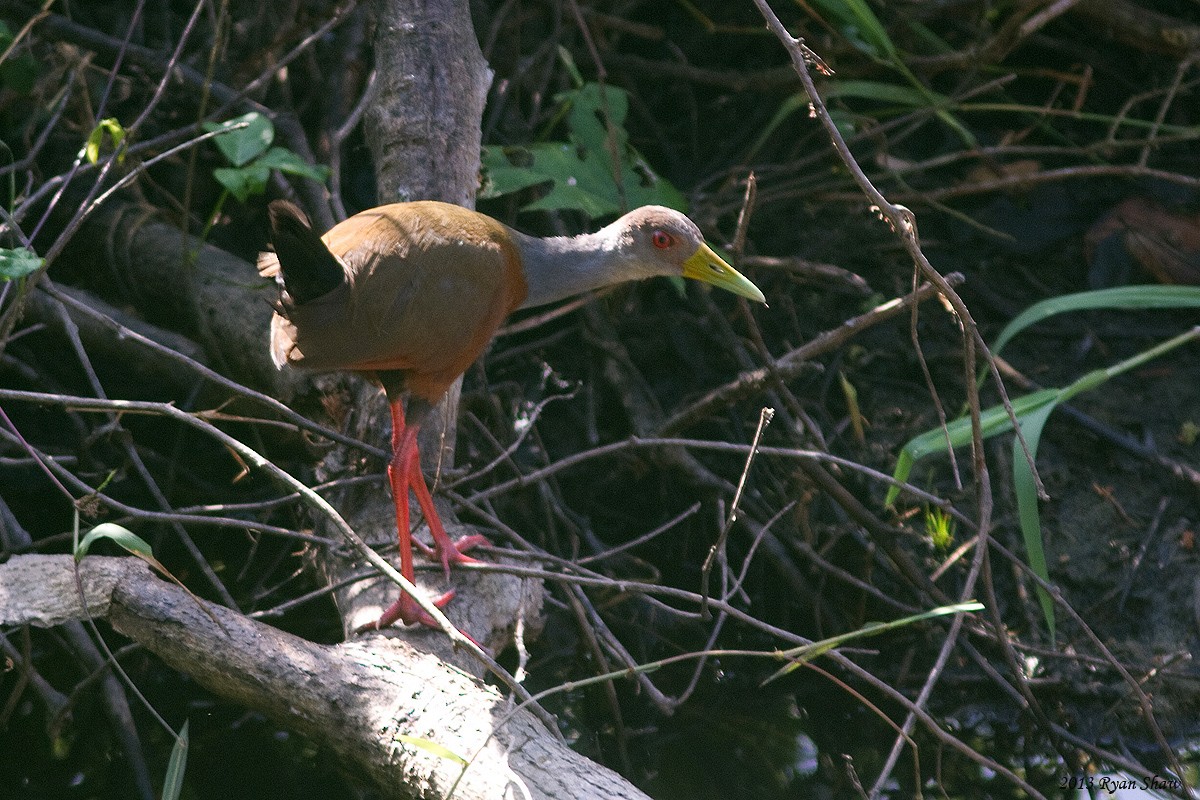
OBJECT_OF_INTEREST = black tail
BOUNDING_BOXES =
[267,200,345,304]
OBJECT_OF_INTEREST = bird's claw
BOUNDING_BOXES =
[434,533,490,580]
[359,588,455,633]
[357,589,486,650]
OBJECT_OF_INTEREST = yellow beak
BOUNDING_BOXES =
[682,242,766,304]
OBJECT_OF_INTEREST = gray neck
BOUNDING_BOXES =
[513,226,644,309]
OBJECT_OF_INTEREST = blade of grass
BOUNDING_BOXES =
[162,720,189,800]
[762,601,985,685]
[990,285,1200,365]
[1013,401,1057,642]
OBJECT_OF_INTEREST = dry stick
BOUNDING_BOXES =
[675,501,795,712]
[327,67,378,221]
[745,5,1048,796]
[835,164,1200,203]
[700,406,774,611]
[576,501,702,566]
[465,434,956,516]
[561,585,634,774]
[909,268,962,491]
[732,171,756,259]
[959,638,1177,798]
[436,512,1041,795]
[447,388,579,489]
[0,120,241,361]
[1139,54,1199,168]
[0,426,323,547]
[0,388,550,728]
[0,493,155,800]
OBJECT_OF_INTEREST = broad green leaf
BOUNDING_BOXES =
[0,247,42,281]
[480,82,686,220]
[482,140,685,218]
[162,720,189,800]
[564,82,630,156]
[256,147,330,182]
[213,164,270,203]
[204,112,273,167]
[76,522,155,561]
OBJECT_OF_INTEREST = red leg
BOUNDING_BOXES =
[363,395,486,638]
[385,397,417,585]
[402,437,488,579]
[361,397,456,633]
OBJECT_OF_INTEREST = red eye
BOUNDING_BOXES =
[652,230,673,249]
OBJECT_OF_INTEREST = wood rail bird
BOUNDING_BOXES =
[260,199,765,633]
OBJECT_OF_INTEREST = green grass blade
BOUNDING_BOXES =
[810,0,896,60]
[1012,402,1057,642]
[885,389,1059,506]
[162,719,189,800]
[75,522,154,562]
[991,286,1200,363]
[763,601,984,685]
[822,79,940,107]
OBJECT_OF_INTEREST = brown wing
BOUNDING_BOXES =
[270,202,528,402]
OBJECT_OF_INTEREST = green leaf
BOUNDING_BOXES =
[75,523,155,562]
[564,82,630,155]
[162,720,189,800]
[394,734,468,765]
[213,164,271,203]
[256,147,330,182]
[203,112,273,167]
[480,82,687,220]
[1013,402,1057,642]
[83,118,126,165]
[0,247,42,281]
[990,285,1200,364]
[885,388,1060,506]
[811,0,897,60]
[762,602,984,685]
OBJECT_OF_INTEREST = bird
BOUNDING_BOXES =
[260,199,765,633]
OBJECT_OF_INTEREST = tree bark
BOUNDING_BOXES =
[0,555,650,800]
[365,0,492,207]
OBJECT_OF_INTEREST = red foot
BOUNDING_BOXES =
[432,533,490,579]
[356,588,485,650]
[357,588,456,633]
